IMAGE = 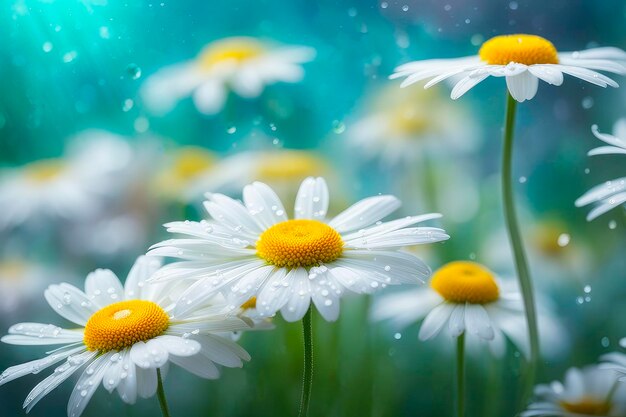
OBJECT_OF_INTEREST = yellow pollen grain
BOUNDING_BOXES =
[197,37,265,70]
[560,398,611,416]
[24,159,65,183]
[430,261,499,304]
[83,300,169,352]
[241,296,257,310]
[479,34,559,66]
[256,219,344,268]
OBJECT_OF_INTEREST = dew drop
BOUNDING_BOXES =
[394,332,402,340]
[557,233,570,247]
[609,220,617,230]
[126,63,142,80]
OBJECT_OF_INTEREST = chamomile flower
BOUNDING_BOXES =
[371,261,566,358]
[148,177,449,322]
[142,37,315,115]
[576,121,626,220]
[391,34,626,102]
[522,366,626,417]
[185,149,336,204]
[0,131,133,231]
[0,256,252,416]
[346,84,479,165]
[601,349,626,381]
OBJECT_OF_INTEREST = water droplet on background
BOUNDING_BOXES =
[126,63,142,80]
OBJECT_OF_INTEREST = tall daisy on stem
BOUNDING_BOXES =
[391,33,626,406]
[148,176,449,416]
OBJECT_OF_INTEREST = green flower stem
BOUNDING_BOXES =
[501,92,540,406]
[156,368,172,417]
[456,333,466,417]
[298,307,314,417]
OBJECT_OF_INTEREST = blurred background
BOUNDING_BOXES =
[1,0,626,416]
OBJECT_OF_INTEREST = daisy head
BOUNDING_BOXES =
[347,84,480,165]
[148,177,449,323]
[576,122,626,220]
[371,261,567,358]
[391,33,626,102]
[186,150,335,204]
[522,365,626,417]
[141,36,316,115]
[0,131,133,231]
[0,256,252,416]
[601,349,626,382]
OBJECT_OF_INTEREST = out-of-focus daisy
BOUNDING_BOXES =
[185,149,336,205]
[391,34,626,102]
[346,84,479,165]
[148,177,449,322]
[522,366,626,417]
[0,256,252,416]
[152,146,218,202]
[142,37,315,115]
[0,259,46,314]
[576,122,626,220]
[602,350,626,382]
[371,261,566,358]
[481,219,590,290]
[0,131,133,231]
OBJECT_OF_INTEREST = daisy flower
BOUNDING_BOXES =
[601,349,626,381]
[148,177,449,322]
[0,258,47,314]
[0,256,252,416]
[141,37,315,115]
[391,34,626,102]
[346,84,480,165]
[185,149,336,205]
[522,365,626,417]
[0,131,133,231]
[576,122,626,220]
[371,261,567,358]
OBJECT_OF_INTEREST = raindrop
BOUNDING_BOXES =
[394,332,402,340]
[576,296,584,305]
[401,4,409,11]
[99,26,110,39]
[122,99,134,112]
[584,168,590,174]
[581,97,594,109]
[324,300,333,306]
[583,285,591,294]
[63,51,78,63]
[509,1,518,10]
[380,1,388,8]
[601,337,610,348]
[557,233,570,247]
[227,126,237,134]
[609,220,617,230]
[126,63,142,80]
[42,42,53,53]
[518,176,527,183]
[332,120,346,134]
[348,7,357,17]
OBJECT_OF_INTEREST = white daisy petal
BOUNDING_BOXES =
[586,192,626,220]
[590,123,626,149]
[448,304,466,337]
[280,268,311,321]
[575,177,626,207]
[124,256,163,300]
[204,193,263,237]
[243,181,288,229]
[116,351,138,404]
[528,65,564,86]
[136,366,158,399]
[103,352,126,393]
[67,354,111,417]
[195,334,250,367]
[329,195,401,233]
[131,340,168,369]
[310,269,342,321]
[588,146,626,156]
[0,346,85,386]
[2,323,83,345]
[44,284,96,326]
[192,80,227,115]
[418,303,454,340]
[554,64,618,88]
[155,335,201,357]
[169,353,220,379]
[506,71,539,102]
[84,269,125,308]
[294,177,329,220]
[464,304,495,340]
[450,74,489,99]
[256,268,292,316]
[23,350,97,413]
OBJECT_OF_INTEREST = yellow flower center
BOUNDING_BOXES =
[256,219,344,268]
[0,261,27,282]
[430,261,500,304]
[389,108,430,136]
[198,37,265,70]
[256,151,325,182]
[83,300,169,352]
[560,397,611,416]
[24,159,64,183]
[479,34,559,65]
[532,223,566,257]
[172,147,216,181]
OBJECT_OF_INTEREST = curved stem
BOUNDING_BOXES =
[456,333,466,417]
[501,93,540,406]
[298,307,314,417]
[156,368,172,417]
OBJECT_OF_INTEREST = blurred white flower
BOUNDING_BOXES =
[0,130,134,231]
[371,261,567,359]
[392,34,626,102]
[148,177,448,322]
[576,121,626,220]
[522,365,626,417]
[185,149,336,205]
[0,259,46,314]
[141,37,315,115]
[0,256,253,416]
[346,85,479,165]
